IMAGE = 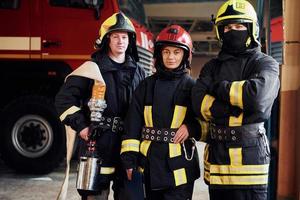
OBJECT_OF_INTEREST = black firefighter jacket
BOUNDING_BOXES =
[121,73,201,190]
[191,47,280,189]
[55,52,145,182]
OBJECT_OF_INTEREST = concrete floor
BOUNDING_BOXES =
[0,142,209,200]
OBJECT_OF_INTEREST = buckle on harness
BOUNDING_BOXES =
[112,117,122,132]
[98,116,124,133]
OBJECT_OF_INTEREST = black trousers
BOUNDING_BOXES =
[209,188,267,200]
[146,183,194,200]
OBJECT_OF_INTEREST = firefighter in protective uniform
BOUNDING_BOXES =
[120,25,201,200]
[191,0,280,200]
[55,12,145,200]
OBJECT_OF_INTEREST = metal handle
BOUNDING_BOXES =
[42,40,61,48]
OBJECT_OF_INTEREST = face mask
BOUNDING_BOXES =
[222,30,249,54]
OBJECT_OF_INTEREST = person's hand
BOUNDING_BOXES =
[126,168,133,181]
[79,127,89,141]
[173,124,189,144]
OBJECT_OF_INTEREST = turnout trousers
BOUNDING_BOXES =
[209,188,267,200]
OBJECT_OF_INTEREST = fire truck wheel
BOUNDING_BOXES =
[0,95,66,174]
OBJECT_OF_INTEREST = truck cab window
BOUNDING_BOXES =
[0,0,19,9]
[119,0,146,26]
[50,0,102,9]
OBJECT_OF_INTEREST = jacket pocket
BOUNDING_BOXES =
[241,136,270,165]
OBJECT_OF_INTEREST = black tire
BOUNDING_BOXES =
[0,95,65,174]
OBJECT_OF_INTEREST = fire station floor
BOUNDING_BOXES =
[0,142,209,200]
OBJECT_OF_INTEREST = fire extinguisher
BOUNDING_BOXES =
[76,80,106,196]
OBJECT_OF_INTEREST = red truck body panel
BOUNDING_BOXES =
[0,0,153,174]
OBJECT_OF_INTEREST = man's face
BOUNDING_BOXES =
[109,31,129,55]
[161,46,184,70]
[224,23,247,33]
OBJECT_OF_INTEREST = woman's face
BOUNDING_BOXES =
[109,31,129,55]
[161,46,184,70]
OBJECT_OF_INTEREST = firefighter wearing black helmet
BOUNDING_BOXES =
[55,12,145,200]
[120,25,202,200]
[191,0,280,200]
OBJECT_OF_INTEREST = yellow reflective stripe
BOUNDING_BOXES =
[169,143,182,158]
[142,106,153,157]
[229,148,242,166]
[210,164,269,174]
[100,13,117,40]
[204,145,210,170]
[59,106,80,121]
[229,113,243,127]
[138,167,144,173]
[170,105,187,128]
[210,175,269,185]
[0,36,41,50]
[199,120,209,141]
[168,105,186,158]
[120,139,140,154]
[42,54,90,60]
[204,160,210,171]
[229,81,245,109]
[204,171,210,182]
[100,167,115,174]
[144,106,153,127]
[140,140,151,156]
[200,95,215,121]
[204,144,209,161]
[173,168,187,186]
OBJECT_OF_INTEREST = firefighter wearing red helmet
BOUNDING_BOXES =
[154,24,193,69]
[191,1,280,200]
[55,12,145,200]
[121,25,202,200]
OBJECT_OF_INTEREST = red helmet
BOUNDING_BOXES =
[154,25,193,67]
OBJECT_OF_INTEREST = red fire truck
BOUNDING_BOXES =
[0,0,154,174]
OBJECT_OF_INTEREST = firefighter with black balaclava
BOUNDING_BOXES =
[55,12,145,200]
[191,0,280,200]
[120,25,202,200]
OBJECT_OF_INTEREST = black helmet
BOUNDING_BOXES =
[214,0,260,46]
[95,12,139,61]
